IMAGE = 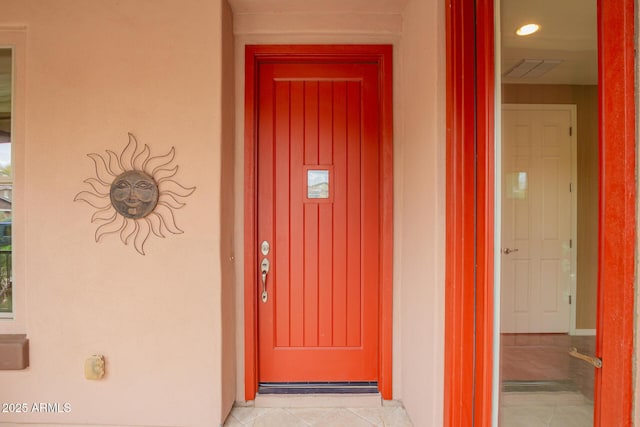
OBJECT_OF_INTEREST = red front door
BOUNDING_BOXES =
[255,60,381,382]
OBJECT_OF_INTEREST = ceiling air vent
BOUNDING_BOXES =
[504,59,562,78]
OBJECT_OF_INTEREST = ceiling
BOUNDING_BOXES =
[501,0,597,85]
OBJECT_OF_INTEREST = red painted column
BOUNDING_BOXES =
[596,0,636,425]
[444,0,494,425]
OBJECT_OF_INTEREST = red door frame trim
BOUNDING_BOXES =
[444,0,494,425]
[445,0,635,425]
[243,44,394,400]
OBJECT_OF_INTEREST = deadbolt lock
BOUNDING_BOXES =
[261,240,270,256]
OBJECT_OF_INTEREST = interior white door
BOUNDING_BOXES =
[501,105,574,333]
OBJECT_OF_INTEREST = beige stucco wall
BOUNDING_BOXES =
[397,0,445,424]
[0,1,233,426]
[220,0,237,419]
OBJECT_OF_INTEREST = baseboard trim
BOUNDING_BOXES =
[570,329,596,336]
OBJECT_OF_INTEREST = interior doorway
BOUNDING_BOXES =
[500,104,577,335]
[497,1,598,424]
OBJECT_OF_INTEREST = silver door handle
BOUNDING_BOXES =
[502,247,519,255]
[260,258,270,303]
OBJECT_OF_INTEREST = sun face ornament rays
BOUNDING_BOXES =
[74,133,196,255]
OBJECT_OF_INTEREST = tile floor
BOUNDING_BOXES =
[223,404,413,426]
[223,391,593,426]
[500,391,594,427]
[498,333,595,426]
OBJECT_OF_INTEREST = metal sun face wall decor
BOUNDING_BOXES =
[74,133,196,255]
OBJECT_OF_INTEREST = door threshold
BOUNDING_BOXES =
[254,392,382,408]
[259,381,378,394]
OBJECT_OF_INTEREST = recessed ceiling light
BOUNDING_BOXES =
[516,23,540,36]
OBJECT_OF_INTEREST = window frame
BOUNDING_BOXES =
[0,30,25,327]
[0,45,14,319]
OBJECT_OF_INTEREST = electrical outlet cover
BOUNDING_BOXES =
[84,355,105,380]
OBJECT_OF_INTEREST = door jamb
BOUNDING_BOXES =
[243,44,394,401]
